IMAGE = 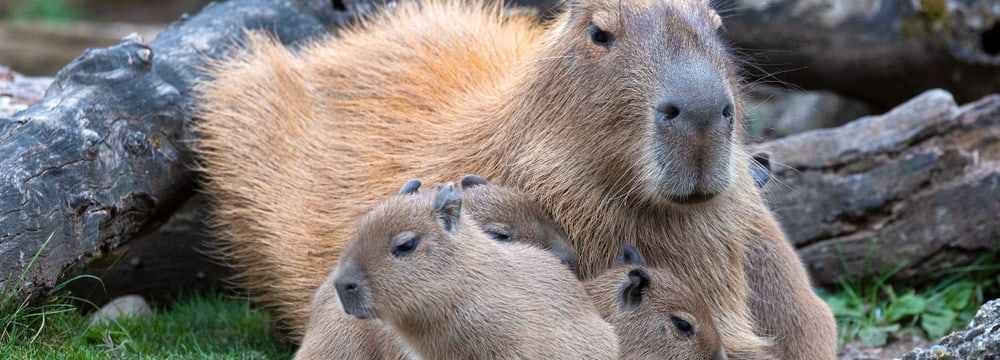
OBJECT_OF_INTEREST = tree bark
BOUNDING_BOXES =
[0,0,366,306]
[723,0,1000,110]
[755,89,1000,285]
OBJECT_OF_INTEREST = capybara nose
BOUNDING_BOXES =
[654,99,734,133]
[334,271,373,319]
[655,56,735,135]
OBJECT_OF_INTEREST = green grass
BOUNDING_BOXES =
[1,291,294,359]
[1,232,290,359]
[5,0,81,21]
[818,251,1000,348]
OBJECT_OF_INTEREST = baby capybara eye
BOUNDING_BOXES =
[588,24,614,46]
[391,236,420,257]
[671,316,694,337]
[484,230,512,242]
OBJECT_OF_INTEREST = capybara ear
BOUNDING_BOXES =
[398,179,422,195]
[750,152,771,189]
[616,244,646,266]
[459,174,489,189]
[712,347,729,360]
[433,183,462,232]
[620,268,649,311]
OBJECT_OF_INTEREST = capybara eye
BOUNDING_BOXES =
[588,24,614,46]
[671,316,694,337]
[484,230,512,242]
[392,236,421,257]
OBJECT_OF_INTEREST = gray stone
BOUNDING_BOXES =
[89,294,152,326]
[897,299,1000,360]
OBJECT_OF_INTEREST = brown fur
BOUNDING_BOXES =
[295,282,409,360]
[458,175,580,272]
[294,177,580,359]
[745,214,839,359]
[585,245,726,360]
[194,0,836,357]
[330,184,618,359]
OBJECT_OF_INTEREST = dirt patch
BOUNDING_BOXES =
[839,334,935,360]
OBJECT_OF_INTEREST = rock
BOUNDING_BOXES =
[897,299,1000,360]
[89,294,152,326]
[755,89,1000,285]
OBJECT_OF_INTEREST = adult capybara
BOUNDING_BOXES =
[194,0,836,357]
[586,244,727,360]
[331,183,618,359]
[295,176,581,359]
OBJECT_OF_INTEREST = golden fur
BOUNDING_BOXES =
[329,184,618,359]
[194,0,836,357]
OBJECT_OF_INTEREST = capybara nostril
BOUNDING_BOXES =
[656,97,733,132]
[656,102,682,122]
[335,279,360,295]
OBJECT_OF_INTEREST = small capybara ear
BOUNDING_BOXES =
[398,179,422,195]
[616,244,646,266]
[750,152,771,189]
[712,347,729,360]
[459,174,489,189]
[433,183,462,232]
[620,268,649,311]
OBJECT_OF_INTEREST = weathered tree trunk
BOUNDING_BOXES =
[755,89,1000,285]
[0,0,366,306]
[723,0,1000,110]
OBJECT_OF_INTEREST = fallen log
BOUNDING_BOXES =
[0,0,368,306]
[723,0,1000,110]
[755,89,1000,285]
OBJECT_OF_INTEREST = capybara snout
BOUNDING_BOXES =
[331,260,372,319]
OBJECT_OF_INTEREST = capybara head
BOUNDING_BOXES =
[457,174,579,272]
[586,244,727,360]
[332,182,475,322]
[543,0,740,205]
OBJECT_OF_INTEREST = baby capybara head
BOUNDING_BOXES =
[332,182,477,322]
[458,174,579,272]
[586,244,727,360]
[544,0,740,205]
